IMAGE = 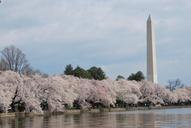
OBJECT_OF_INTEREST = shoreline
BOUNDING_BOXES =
[0,105,191,118]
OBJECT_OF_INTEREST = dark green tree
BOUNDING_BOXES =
[116,75,125,81]
[64,64,74,75]
[127,71,145,81]
[73,66,91,79]
[88,66,106,80]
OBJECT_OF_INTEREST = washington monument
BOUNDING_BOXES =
[147,15,158,83]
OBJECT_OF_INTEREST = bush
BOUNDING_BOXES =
[128,71,145,81]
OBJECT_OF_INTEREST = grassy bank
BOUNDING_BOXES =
[1,105,191,118]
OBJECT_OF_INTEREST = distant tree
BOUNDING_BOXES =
[64,64,74,75]
[0,45,29,74]
[0,58,8,71]
[116,75,125,81]
[88,66,106,80]
[166,79,184,92]
[21,66,48,77]
[127,71,145,81]
[22,65,33,76]
[32,69,49,78]
[73,66,91,79]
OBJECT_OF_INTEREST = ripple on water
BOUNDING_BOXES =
[0,108,191,128]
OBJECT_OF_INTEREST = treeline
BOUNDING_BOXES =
[0,45,185,90]
[0,71,190,114]
[116,71,145,81]
[0,45,145,82]
[64,64,106,80]
[64,65,146,82]
[0,45,107,80]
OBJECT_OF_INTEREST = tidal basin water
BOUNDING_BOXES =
[0,108,191,128]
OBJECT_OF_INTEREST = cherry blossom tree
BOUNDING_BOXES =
[0,71,190,113]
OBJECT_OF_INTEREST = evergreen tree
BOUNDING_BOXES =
[128,71,145,81]
[64,64,74,75]
[116,75,125,81]
[73,66,92,79]
[88,66,106,80]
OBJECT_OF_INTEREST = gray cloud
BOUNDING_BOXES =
[0,0,191,85]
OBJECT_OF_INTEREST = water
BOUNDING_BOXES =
[0,108,191,128]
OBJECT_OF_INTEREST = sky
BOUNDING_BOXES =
[0,0,191,86]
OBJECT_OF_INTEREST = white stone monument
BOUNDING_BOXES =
[147,15,158,83]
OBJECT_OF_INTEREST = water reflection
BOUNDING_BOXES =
[0,108,191,128]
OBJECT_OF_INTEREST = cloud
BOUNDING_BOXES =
[0,0,191,85]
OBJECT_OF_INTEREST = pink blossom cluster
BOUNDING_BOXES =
[0,71,190,113]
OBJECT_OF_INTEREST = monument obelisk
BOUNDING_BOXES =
[147,15,158,83]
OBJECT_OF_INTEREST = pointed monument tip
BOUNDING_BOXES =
[147,15,152,21]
